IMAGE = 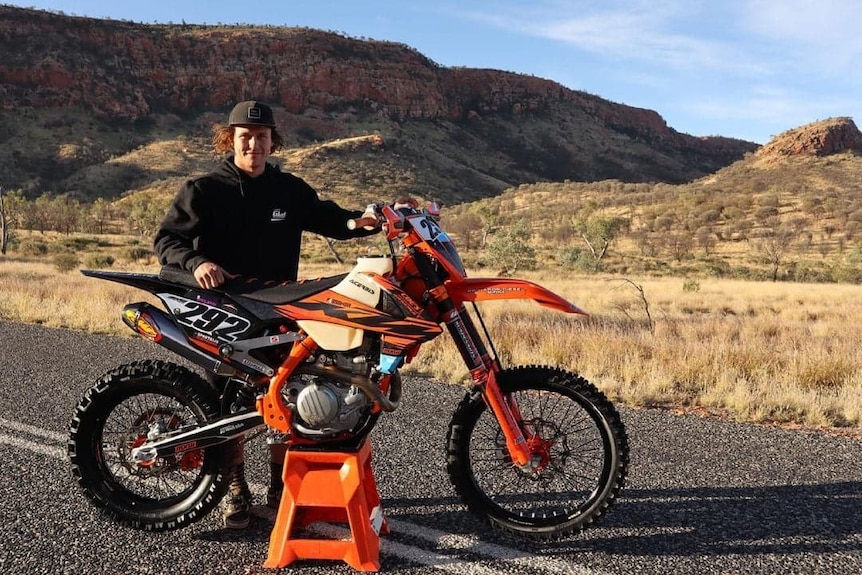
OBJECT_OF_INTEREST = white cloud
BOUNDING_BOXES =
[456,1,767,75]
[740,0,862,78]
[441,0,861,142]
[686,83,859,136]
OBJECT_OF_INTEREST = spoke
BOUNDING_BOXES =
[470,387,610,520]
[97,391,204,500]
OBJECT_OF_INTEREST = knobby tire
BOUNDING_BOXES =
[68,360,230,531]
[446,365,629,540]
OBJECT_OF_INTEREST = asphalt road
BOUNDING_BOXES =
[0,320,859,574]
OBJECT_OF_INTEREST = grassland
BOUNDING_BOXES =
[2,236,860,438]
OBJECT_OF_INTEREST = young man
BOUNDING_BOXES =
[154,100,378,528]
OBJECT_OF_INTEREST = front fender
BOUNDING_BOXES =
[446,278,588,315]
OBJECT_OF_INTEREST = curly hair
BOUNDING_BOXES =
[211,124,285,154]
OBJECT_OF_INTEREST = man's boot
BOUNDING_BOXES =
[266,442,287,509]
[222,463,252,529]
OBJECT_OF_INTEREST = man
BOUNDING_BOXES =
[154,100,378,528]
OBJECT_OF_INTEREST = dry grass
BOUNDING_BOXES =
[2,256,860,435]
[0,259,161,334]
[404,272,862,434]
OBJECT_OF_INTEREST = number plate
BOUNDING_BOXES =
[159,293,252,341]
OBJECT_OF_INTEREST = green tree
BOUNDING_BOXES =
[485,221,537,272]
[574,214,630,271]
[120,194,172,237]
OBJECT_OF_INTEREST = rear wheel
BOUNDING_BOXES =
[446,365,629,540]
[68,360,230,531]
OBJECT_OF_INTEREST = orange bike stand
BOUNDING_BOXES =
[263,439,389,572]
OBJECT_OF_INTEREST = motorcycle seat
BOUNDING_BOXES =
[228,275,348,304]
[157,265,347,304]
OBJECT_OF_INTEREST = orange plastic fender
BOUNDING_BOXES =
[446,278,588,315]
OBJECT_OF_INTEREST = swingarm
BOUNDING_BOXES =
[130,410,264,464]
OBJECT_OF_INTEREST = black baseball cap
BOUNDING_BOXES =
[228,100,276,127]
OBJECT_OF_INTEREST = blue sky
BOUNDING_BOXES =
[7,0,862,144]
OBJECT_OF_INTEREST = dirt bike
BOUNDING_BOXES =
[68,201,629,540]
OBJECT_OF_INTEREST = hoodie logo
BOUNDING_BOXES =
[271,208,287,222]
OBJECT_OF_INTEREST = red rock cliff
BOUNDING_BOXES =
[756,117,862,158]
[0,5,739,153]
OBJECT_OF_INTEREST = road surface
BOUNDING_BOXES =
[0,320,859,574]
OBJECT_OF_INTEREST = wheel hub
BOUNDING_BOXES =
[118,409,204,476]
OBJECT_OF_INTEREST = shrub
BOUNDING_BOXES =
[126,246,153,261]
[59,236,103,251]
[558,246,591,271]
[53,251,80,273]
[83,254,115,269]
[18,239,49,256]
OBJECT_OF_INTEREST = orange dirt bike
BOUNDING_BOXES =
[68,202,629,539]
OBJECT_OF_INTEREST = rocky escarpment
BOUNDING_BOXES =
[756,117,862,158]
[0,5,759,200]
[0,7,690,137]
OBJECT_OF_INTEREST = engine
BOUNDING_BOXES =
[279,352,374,437]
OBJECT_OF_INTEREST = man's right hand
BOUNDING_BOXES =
[193,262,236,289]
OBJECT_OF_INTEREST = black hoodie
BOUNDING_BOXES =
[153,157,373,281]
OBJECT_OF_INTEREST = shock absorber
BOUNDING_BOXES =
[227,379,258,414]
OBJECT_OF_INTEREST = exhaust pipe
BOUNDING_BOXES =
[122,302,250,377]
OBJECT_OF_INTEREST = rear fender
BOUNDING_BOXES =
[446,278,588,315]
[81,269,187,296]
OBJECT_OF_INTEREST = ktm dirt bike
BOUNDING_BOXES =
[68,202,629,539]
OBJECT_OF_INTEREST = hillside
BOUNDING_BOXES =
[448,117,862,282]
[0,5,758,206]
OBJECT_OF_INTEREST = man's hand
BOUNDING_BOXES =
[193,262,236,289]
[348,204,382,231]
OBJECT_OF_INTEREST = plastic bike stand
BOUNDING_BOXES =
[263,438,389,571]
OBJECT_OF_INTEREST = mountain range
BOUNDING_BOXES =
[0,4,763,207]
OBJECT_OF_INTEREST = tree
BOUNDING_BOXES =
[472,204,501,248]
[485,221,537,272]
[51,194,82,234]
[31,193,56,232]
[120,193,172,237]
[445,212,483,249]
[754,217,800,281]
[665,231,695,262]
[86,197,112,234]
[574,214,630,271]
[695,227,718,256]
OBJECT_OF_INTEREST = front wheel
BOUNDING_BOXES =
[446,365,629,540]
[68,360,231,531]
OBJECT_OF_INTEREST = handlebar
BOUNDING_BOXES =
[347,199,440,235]
[346,216,379,231]
[347,202,385,231]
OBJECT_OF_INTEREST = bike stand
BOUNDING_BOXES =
[263,438,389,572]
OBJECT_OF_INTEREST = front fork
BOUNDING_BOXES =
[481,368,532,469]
[430,285,533,469]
